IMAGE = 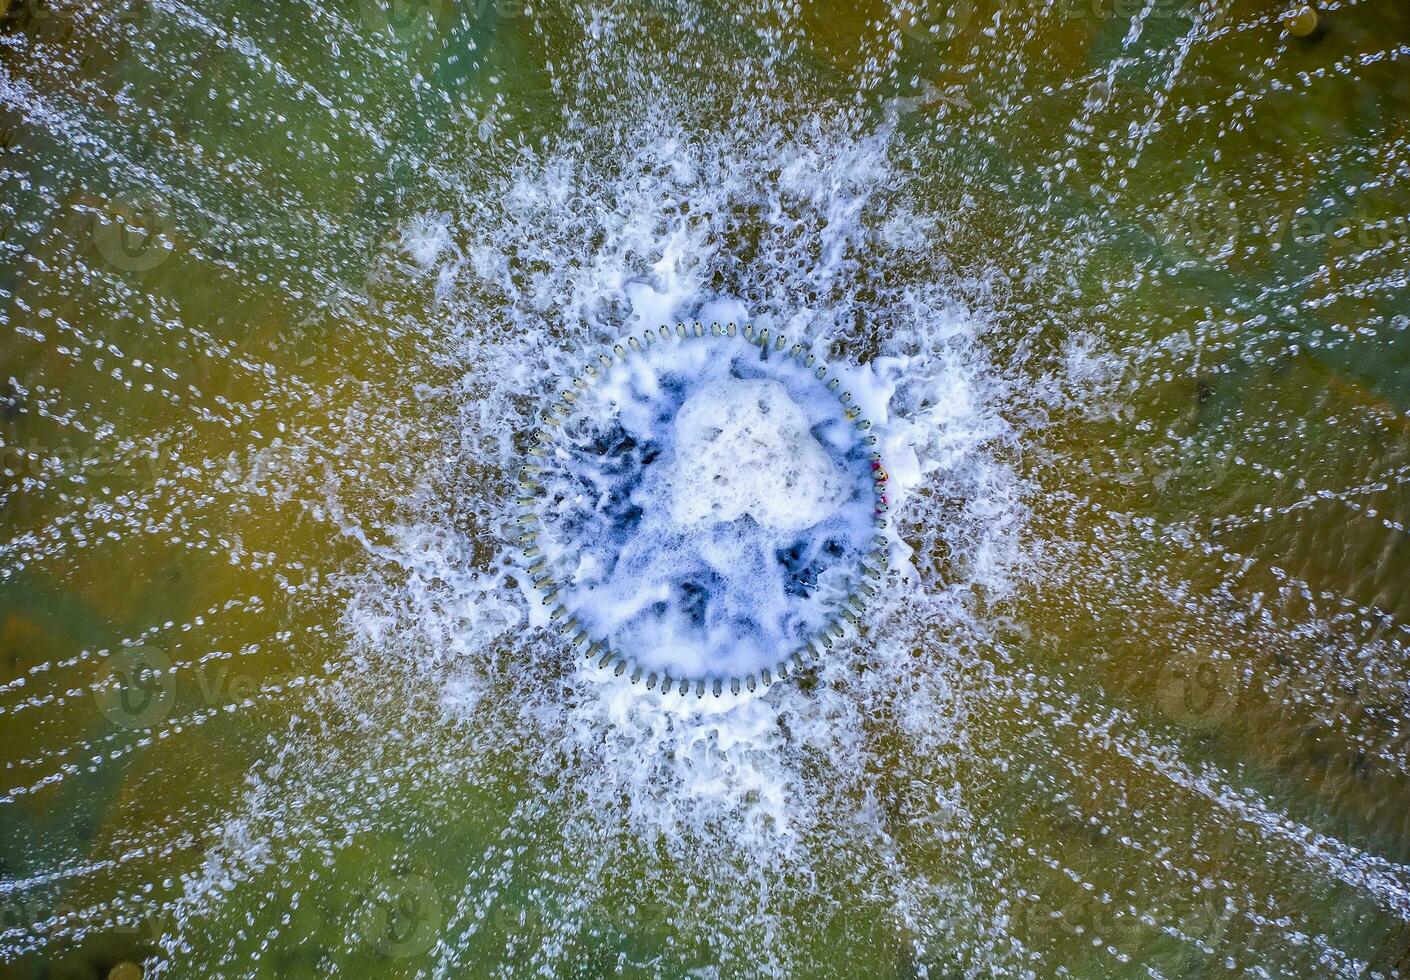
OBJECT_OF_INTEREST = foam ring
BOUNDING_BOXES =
[520,322,890,695]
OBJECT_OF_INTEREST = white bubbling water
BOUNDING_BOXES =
[671,376,845,533]
[530,331,879,680]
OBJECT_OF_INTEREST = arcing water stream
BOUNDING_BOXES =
[2,0,1410,975]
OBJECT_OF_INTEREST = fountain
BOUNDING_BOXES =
[1,0,1409,975]
[515,322,888,695]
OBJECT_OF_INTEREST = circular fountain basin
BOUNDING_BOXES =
[517,323,888,696]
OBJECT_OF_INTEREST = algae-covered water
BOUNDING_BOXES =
[2,0,1410,975]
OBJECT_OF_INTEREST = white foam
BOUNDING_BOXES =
[669,377,845,532]
[533,333,877,679]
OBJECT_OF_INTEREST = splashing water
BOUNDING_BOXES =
[3,0,1410,975]
[526,328,883,685]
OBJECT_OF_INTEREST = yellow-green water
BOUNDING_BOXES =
[2,0,1410,976]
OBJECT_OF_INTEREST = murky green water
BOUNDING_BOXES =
[2,0,1410,976]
